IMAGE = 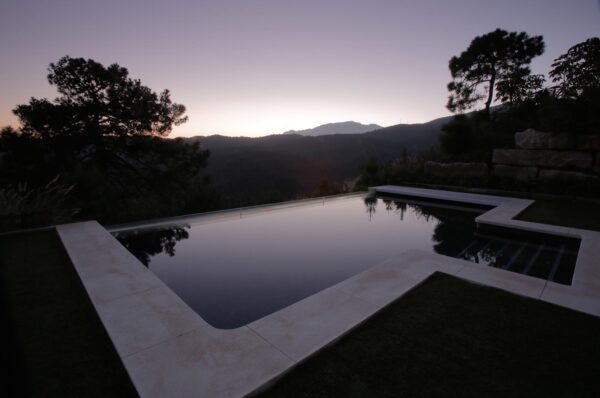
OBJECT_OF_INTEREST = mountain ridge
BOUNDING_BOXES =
[188,115,452,140]
[186,114,453,201]
[283,121,383,136]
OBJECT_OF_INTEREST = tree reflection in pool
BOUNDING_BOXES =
[112,195,578,328]
[115,226,190,266]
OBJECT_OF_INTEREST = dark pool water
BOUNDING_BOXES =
[113,195,578,328]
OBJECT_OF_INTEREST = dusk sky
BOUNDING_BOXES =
[1,1,599,137]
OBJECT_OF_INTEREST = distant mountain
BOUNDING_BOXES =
[187,115,453,202]
[283,121,382,136]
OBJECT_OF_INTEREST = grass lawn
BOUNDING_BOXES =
[260,272,600,397]
[0,230,138,398]
[516,200,600,232]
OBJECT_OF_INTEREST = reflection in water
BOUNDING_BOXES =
[364,196,377,221]
[364,197,578,286]
[383,199,394,212]
[115,226,190,266]
[112,196,578,329]
[368,198,478,258]
[412,203,478,257]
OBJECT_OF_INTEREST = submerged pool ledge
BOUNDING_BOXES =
[372,185,600,288]
[57,187,600,397]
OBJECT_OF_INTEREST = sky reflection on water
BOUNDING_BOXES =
[114,196,577,328]
[115,196,480,328]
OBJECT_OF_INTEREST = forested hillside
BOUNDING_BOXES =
[187,116,450,200]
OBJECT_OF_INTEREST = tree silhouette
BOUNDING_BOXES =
[550,37,600,99]
[357,155,382,188]
[5,56,215,224]
[495,68,545,104]
[13,56,189,171]
[14,56,187,140]
[447,29,545,115]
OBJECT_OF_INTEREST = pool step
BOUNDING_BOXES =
[454,236,577,285]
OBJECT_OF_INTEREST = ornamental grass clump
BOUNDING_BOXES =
[0,176,78,232]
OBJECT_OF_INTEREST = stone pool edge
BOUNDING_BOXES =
[56,186,600,398]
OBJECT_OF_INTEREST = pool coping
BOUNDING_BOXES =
[107,191,366,233]
[56,186,600,397]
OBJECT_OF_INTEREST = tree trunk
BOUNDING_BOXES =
[485,69,496,116]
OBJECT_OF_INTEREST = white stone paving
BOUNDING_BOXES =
[56,186,600,397]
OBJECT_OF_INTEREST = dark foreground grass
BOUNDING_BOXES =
[260,273,600,398]
[517,200,600,231]
[0,230,138,398]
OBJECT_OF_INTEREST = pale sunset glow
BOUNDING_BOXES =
[2,2,600,396]
[1,0,598,137]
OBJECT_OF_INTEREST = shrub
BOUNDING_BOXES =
[0,176,79,231]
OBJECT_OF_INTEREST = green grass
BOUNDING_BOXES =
[516,200,600,231]
[0,230,138,398]
[260,273,600,398]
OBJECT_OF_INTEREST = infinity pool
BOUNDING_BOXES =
[112,194,579,328]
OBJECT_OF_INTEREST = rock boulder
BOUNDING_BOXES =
[424,162,488,179]
[493,165,538,182]
[492,149,592,169]
[537,169,599,183]
[577,135,600,151]
[515,129,572,150]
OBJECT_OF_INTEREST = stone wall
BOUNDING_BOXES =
[424,161,488,179]
[492,129,600,184]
